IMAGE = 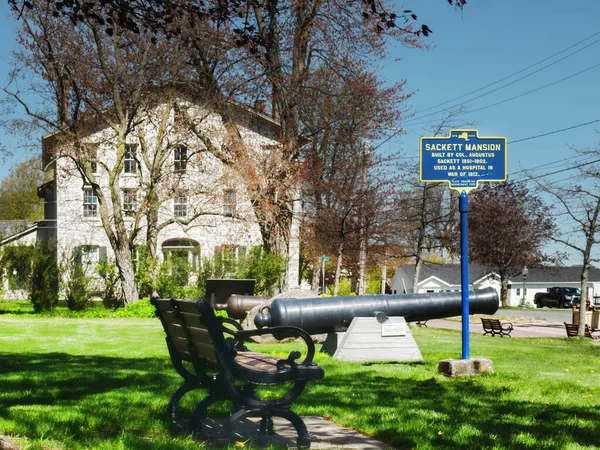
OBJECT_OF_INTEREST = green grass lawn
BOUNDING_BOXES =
[0,315,599,449]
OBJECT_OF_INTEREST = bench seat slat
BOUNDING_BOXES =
[165,323,187,339]
[235,352,279,372]
[186,326,212,344]
[192,341,218,362]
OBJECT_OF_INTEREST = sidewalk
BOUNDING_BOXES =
[424,318,568,338]
[195,416,392,449]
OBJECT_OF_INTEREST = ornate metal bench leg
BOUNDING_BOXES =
[187,392,228,433]
[277,409,311,448]
[259,416,274,435]
[168,381,201,429]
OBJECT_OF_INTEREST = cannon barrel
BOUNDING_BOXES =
[255,288,499,334]
[214,294,269,319]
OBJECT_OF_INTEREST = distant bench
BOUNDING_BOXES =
[151,296,324,448]
[481,318,513,337]
[564,322,600,339]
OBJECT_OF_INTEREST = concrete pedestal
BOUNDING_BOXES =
[322,317,423,362]
[438,358,494,377]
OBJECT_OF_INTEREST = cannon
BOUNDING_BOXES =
[255,288,499,334]
[215,294,269,319]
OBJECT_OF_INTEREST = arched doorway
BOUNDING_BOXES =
[161,238,200,286]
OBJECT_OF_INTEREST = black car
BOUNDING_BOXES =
[534,287,581,308]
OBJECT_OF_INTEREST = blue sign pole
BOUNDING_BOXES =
[420,129,507,360]
[459,191,470,360]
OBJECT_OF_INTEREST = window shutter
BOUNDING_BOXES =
[99,247,107,263]
[73,246,82,266]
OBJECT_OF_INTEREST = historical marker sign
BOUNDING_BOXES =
[420,129,507,191]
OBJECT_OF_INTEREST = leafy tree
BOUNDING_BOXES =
[469,181,557,307]
[0,157,43,221]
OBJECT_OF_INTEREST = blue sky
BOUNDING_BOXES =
[0,0,598,264]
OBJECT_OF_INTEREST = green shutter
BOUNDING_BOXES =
[99,247,107,263]
[73,246,82,266]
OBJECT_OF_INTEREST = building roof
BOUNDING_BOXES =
[0,221,38,246]
[393,263,600,292]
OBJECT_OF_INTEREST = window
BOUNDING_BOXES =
[174,145,187,174]
[162,239,200,286]
[516,288,521,296]
[124,144,137,174]
[174,195,187,218]
[216,245,246,274]
[223,189,236,217]
[83,188,98,217]
[74,245,107,276]
[123,189,138,216]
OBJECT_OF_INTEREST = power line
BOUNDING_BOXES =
[515,158,600,182]
[404,63,600,130]
[405,34,600,125]
[457,63,600,117]
[509,119,600,144]
[415,30,600,115]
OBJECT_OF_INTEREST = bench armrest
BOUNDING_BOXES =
[232,326,317,368]
[501,320,513,331]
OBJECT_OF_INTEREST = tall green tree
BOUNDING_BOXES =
[0,157,43,222]
[469,181,558,307]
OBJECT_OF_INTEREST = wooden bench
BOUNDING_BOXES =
[151,296,324,448]
[564,322,600,339]
[481,318,513,337]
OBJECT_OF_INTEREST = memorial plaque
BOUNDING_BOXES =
[381,321,406,337]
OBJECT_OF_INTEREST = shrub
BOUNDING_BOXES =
[29,239,60,312]
[114,297,156,317]
[0,244,34,291]
[238,246,286,296]
[96,259,123,309]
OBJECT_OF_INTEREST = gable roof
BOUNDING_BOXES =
[0,221,38,246]
[392,263,600,292]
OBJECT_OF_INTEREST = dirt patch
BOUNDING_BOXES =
[0,434,21,450]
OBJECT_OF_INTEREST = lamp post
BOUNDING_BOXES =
[521,265,529,310]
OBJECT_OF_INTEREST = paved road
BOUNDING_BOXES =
[497,308,573,323]
[425,308,583,338]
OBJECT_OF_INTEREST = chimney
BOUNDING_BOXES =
[254,99,266,114]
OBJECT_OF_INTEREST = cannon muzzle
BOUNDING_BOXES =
[214,294,269,319]
[255,288,499,334]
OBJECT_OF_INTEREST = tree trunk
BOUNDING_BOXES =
[579,252,592,336]
[412,257,422,294]
[286,193,301,289]
[357,222,367,295]
[113,244,138,306]
[501,276,509,308]
[311,263,320,292]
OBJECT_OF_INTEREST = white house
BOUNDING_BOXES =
[389,263,600,307]
[34,97,291,291]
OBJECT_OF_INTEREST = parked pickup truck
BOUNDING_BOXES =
[534,287,581,309]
